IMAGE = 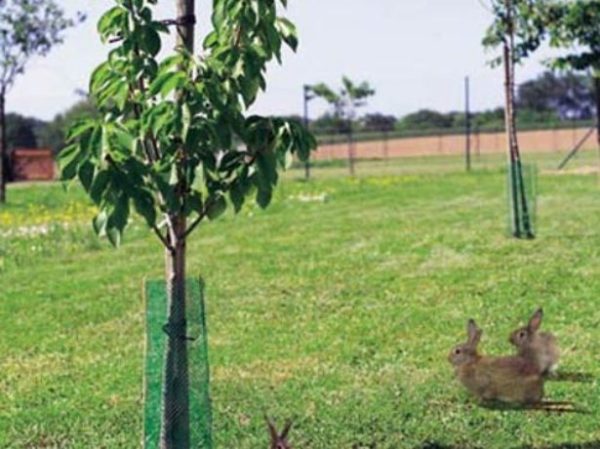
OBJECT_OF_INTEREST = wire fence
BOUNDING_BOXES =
[295,121,599,177]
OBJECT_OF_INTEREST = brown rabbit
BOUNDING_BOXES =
[509,308,560,376]
[266,416,293,449]
[449,319,544,404]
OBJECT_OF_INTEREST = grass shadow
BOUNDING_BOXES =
[548,371,594,383]
[415,440,600,449]
[479,400,589,414]
[518,443,600,449]
[414,443,484,449]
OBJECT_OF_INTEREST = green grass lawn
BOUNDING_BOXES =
[1,152,599,448]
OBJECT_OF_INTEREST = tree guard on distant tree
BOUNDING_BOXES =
[0,0,82,203]
[311,77,375,176]
[59,0,315,448]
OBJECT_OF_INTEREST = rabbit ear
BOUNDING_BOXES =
[265,415,278,442]
[281,419,293,439]
[467,319,482,346]
[528,308,543,332]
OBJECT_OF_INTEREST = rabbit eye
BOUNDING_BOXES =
[519,331,526,339]
[454,348,461,355]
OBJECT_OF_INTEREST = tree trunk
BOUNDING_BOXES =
[0,89,6,203]
[161,1,195,448]
[161,217,190,449]
[503,0,533,238]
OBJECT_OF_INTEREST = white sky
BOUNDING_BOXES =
[6,0,556,121]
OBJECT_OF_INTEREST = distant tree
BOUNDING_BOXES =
[542,0,600,147]
[472,107,506,130]
[517,71,594,120]
[0,0,82,202]
[39,99,98,154]
[311,77,375,175]
[362,113,396,132]
[397,109,453,130]
[311,112,351,134]
[5,113,41,148]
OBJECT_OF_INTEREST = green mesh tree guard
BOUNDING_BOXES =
[506,161,537,239]
[144,278,213,449]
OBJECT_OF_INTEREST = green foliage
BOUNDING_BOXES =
[517,71,594,120]
[481,0,550,66]
[396,109,454,130]
[544,0,600,74]
[361,113,397,133]
[4,113,44,149]
[309,76,375,132]
[59,0,316,247]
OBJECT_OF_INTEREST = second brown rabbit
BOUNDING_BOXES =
[449,319,544,404]
[509,308,560,376]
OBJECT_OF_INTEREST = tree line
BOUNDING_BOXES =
[309,71,596,135]
[3,69,597,159]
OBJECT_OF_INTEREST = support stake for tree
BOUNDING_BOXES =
[303,84,314,181]
[465,76,472,172]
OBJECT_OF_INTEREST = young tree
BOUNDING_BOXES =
[311,77,374,175]
[0,0,81,202]
[58,1,315,448]
[483,0,546,238]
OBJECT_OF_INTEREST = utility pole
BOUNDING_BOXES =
[465,76,472,171]
[303,84,314,180]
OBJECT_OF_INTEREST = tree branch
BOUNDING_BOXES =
[152,224,173,250]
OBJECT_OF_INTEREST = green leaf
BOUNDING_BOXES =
[78,161,95,192]
[93,209,109,235]
[132,190,157,227]
[98,6,126,41]
[182,103,192,141]
[141,26,161,56]
[203,31,219,49]
[106,194,130,247]
[185,192,203,215]
[149,71,187,98]
[206,195,227,220]
[66,120,96,141]
[276,17,298,51]
[256,188,272,209]
[90,170,111,204]
[58,144,83,180]
[106,227,122,247]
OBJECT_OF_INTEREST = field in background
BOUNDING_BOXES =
[293,146,599,180]
[313,126,599,162]
[1,153,599,448]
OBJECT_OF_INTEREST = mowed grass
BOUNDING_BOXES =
[1,152,599,448]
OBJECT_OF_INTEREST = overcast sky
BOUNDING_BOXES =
[6,0,556,122]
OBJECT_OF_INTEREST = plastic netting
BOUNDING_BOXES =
[144,278,213,449]
[506,162,537,238]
